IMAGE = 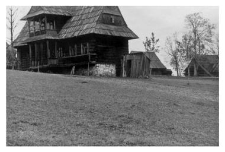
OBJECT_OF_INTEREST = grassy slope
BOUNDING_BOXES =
[6,70,219,146]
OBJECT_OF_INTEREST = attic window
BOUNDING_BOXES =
[110,16,115,23]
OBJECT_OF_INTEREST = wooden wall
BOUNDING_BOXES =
[16,34,129,77]
[94,35,129,76]
[123,54,150,78]
[17,45,30,70]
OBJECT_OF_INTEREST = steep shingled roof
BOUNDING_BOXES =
[14,22,29,47]
[185,55,219,73]
[130,51,167,69]
[14,6,138,47]
[21,6,72,20]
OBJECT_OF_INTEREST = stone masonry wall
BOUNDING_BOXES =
[75,63,116,77]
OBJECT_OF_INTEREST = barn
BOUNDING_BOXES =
[121,51,172,78]
[184,55,219,77]
[14,6,138,77]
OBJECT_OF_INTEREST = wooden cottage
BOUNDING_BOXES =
[14,6,138,77]
[184,55,219,77]
[121,51,171,78]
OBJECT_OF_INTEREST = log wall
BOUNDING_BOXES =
[16,34,129,77]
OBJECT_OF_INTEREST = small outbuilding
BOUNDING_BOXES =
[184,55,219,77]
[121,51,171,78]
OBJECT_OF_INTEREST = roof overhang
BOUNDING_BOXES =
[14,43,28,48]
[21,10,72,20]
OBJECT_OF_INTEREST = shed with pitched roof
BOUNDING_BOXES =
[121,51,171,78]
[184,55,219,77]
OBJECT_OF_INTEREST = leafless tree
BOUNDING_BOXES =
[143,32,160,52]
[165,33,185,76]
[212,33,219,55]
[185,12,215,76]
[6,6,18,69]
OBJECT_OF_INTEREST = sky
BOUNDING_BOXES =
[6,6,219,75]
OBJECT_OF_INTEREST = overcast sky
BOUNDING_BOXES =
[6,6,219,74]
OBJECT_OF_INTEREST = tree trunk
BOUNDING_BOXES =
[176,59,179,76]
[193,60,198,76]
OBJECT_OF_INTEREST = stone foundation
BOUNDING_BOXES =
[75,63,116,77]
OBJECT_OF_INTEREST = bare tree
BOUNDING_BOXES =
[6,6,18,69]
[215,34,219,55]
[165,33,185,76]
[211,33,219,55]
[143,32,160,52]
[185,12,215,76]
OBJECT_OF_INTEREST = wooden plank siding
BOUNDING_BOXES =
[122,53,151,78]
[95,35,129,76]
[17,45,30,70]
[17,34,129,76]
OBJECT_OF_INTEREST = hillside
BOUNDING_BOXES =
[6,70,219,146]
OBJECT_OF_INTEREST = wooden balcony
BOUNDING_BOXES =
[29,29,57,37]
[58,53,97,65]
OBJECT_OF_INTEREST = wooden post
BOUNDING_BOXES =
[38,61,39,72]
[17,49,21,70]
[35,43,38,67]
[71,66,75,75]
[40,42,43,65]
[45,16,47,30]
[88,52,90,76]
[33,20,36,35]
[87,42,89,54]
[121,56,124,77]
[81,43,83,55]
[29,44,32,67]
[74,44,77,56]
[47,40,50,64]
[149,59,152,78]
[122,55,126,77]
[54,19,56,30]
[149,68,152,78]
[55,41,58,58]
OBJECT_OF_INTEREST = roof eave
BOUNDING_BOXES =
[21,11,72,21]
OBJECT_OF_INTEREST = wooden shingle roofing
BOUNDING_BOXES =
[130,51,167,69]
[21,6,73,20]
[14,6,138,47]
[185,55,219,73]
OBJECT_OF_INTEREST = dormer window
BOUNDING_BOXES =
[28,16,58,37]
[49,21,54,30]
[41,21,45,31]
[110,16,115,23]
[101,14,124,26]
[35,21,40,32]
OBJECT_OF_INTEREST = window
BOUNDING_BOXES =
[74,44,77,56]
[69,46,74,56]
[81,43,89,55]
[110,16,115,23]
[49,21,54,30]
[30,22,34,33]
[77,44,81,55]
[41,18,45,30]
[35,21,40,31]
[58,47,63,57]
